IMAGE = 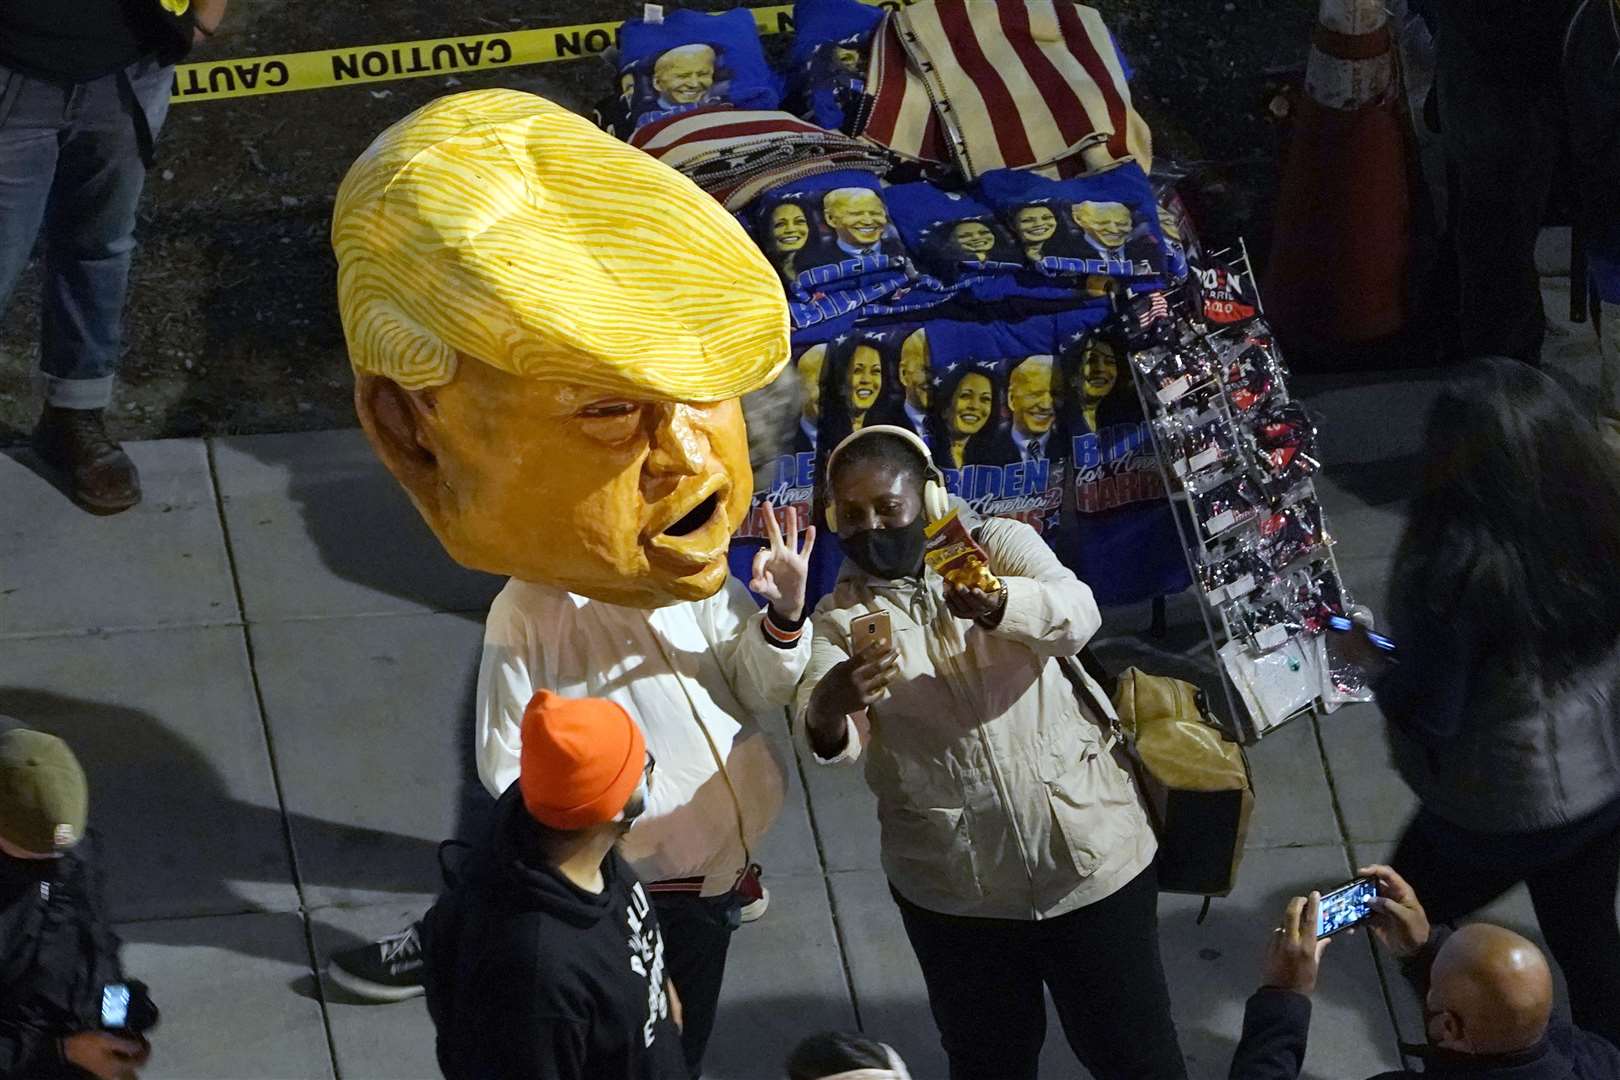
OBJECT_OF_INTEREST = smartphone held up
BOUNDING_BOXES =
[1327,615,1398,659]
[1316,877,1379,939]
[850,611,893,655]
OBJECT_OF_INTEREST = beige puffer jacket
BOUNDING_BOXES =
[795,516,1156,920]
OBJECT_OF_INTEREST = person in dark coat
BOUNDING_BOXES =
[423,691,685,1080]
[1350,360,1620,1049]
[0,720,155,1080]
[1417,0,1591,365]
[1231,864,1620,1080]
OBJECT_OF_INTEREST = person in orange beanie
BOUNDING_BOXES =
[421,691,686,1080]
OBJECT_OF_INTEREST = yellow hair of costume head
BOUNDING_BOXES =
[331,88,789,401]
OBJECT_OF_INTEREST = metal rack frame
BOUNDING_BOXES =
[1126,240,1353,743]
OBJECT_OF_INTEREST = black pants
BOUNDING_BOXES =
[1430,5,1570,365]
[894,865,1187,1080]
[651,891,740,1079]
[1393,798,1620,1048]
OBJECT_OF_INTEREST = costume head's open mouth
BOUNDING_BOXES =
[663,491,721,537]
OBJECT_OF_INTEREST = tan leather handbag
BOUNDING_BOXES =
[1063,653,1254,900]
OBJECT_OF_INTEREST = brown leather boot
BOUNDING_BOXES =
[31,405,142,514]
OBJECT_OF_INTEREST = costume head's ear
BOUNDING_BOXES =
[354,374,442,510]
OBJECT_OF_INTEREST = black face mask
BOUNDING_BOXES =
[844,515,928,580]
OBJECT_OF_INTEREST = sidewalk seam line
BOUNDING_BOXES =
[786,707,864,1032]
[205,437,344,1080]
[0,619,245,642]
[1311,710,1404,1065]
[0,605,495,642]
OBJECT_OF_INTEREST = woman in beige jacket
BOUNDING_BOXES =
[797,426,1186,1080]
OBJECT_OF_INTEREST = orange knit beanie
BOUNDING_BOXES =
[519,691,646,830]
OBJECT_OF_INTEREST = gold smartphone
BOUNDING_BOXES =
[849,611,893,654]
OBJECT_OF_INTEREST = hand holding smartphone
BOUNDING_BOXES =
[820,611,900,718]
[99,979,158,1035]
[850,611,893,655]
[1327,615,1399,677]
[1316,877,1379,938]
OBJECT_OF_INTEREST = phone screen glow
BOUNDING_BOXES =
[101,984,130,1028]
[1317,880,1378,938]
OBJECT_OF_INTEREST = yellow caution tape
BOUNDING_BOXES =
[169,5,817,104]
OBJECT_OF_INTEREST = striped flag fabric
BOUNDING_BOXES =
[855,0,1153,180]
[631,106,895,210]
[1140,291,1171,328]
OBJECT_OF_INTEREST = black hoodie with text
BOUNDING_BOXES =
[422,787,687,1080]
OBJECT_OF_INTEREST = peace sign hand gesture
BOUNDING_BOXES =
[750,501,817,623]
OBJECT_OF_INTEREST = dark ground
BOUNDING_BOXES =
[0,0,1317,444]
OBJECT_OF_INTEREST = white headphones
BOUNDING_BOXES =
[823,424,951,532]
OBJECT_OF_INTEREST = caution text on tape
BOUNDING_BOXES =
[169,5,824,103]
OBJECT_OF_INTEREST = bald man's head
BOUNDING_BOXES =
[1427,925,1554,1056]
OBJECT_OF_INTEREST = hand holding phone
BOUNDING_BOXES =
[1327,615,1399,675]
[1355,863,1431,957]
[850,611,893,655]
[99,980,158,1036]
[816,613,900,719]
[1262,891,1331,995]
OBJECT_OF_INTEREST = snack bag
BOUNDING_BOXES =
[924,507,1001,591]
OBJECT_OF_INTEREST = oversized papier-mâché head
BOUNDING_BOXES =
[332,89,789,608]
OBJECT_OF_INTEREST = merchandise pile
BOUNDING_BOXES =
[1127,267,1371,738]
[593,0,1369,739]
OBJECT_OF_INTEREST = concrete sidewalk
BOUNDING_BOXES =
[0,276,1603,1079]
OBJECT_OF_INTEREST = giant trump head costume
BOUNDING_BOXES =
[332,89,790,608]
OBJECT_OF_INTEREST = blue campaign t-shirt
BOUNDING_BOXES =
[907,314,1102,542]
[618,8,782,130]
[977,162,1170,289]
[888,181,1106,308]
[784,0,885,131]
[747,171,953,332]
[1049,314,1190,606]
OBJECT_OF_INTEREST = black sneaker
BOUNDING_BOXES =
[328,922,426,1002]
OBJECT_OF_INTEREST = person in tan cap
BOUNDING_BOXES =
[0,720,158,1080]
[421,692,685,1080]
[325,89,814,1078]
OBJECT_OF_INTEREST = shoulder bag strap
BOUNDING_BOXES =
[1052,651,1125,747]
[1076,645,1119,700]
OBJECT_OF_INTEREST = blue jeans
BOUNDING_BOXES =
[0,56,172,410]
